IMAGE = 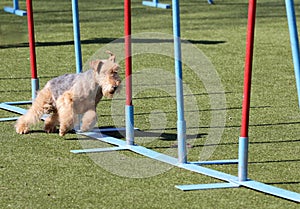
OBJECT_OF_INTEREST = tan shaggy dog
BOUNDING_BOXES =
[15,51,121,136]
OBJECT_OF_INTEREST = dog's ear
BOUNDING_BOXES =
[112,63,120,73]
[90,60,103,73]
[106,50,116,62]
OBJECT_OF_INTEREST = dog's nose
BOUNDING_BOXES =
[113,86,118,91]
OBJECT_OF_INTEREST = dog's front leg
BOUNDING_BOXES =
[80,109,97,132]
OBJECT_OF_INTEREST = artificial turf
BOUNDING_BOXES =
[0,0,299,208]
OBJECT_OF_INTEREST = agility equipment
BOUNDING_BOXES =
[142,0,171,9]
[1,0,299,202]
[286,0,300,109]
[0,0,38,121]
[72,0,82,74]
[0,0,82,121]
[71,0,300,202]
[4,0,27,16]
[142,0,214,8]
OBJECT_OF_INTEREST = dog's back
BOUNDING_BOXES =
[46,73,78,100]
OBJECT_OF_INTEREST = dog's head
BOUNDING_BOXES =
[90,51,122,98]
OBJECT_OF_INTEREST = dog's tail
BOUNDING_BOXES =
[15,87,53,134]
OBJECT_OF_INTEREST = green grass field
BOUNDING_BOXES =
[1,0,300,208]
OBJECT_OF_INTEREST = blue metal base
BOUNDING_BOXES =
[71,146,127,154]
[71,129,300,203]
[0,116,20,122]
[142,1,171,9]
[0,101,30,121]
[176,182,240,191]
[2,102,299,202]
[0,101,49,121]
[207,0,214,5]
[3,7,27,16]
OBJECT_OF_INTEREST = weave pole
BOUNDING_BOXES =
[238,0,256,182]
[172,0,187,164]
[70,0,300,202]
[124,0,134,145]
[72,0,82,74]
[285,0,300,109]
[0,0,37,121]
[26,0,38,100]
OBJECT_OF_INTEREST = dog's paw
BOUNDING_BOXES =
[15,125,29,134]
[59,128,68,137]
[59,131,65,137]
[44,125,57,134]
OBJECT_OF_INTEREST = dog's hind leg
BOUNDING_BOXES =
[44,113,59,133]
[56,91,74,136]
[15,88,53,134]
[80,109,97,132]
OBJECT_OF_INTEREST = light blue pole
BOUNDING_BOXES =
[172,0,187,164]
[72,0,82,74]
[285,0,300,109]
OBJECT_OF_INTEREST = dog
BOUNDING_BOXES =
[15,51,121,136]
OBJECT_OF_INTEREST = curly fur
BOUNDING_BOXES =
[15,51,121,136]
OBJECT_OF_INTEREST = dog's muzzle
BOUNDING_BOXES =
[110,85,119,94]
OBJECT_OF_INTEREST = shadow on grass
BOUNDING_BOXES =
[249,158,300,164]
[267,181,300,185]
[100,127,207,141]
[0,37,226,49]
[0,76,55,80]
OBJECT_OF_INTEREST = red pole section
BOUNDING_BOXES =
[26,0,37,79]
[124,0,132,106]
[240,0,257,138]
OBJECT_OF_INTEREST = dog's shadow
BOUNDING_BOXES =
[30,126,207,148]
[76,126,207,149]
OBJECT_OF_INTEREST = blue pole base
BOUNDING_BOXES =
[31,78,39,100]
[238,137,249,182]
[177,119,187,164]
[142,1,171,9]
[126,105,134,145]
[3,7,27,16]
